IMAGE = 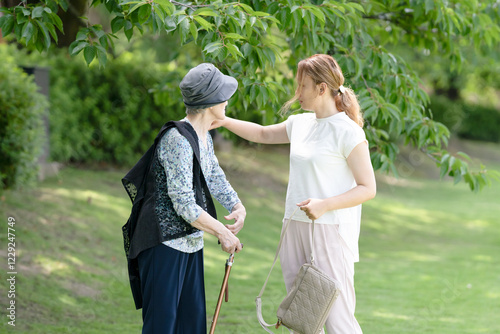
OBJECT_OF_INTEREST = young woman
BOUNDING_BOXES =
[212,54,376,333]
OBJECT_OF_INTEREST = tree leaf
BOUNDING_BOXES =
[96,45,107,67]
[50,12,64,32]
[90,25,106,39]
[456,151,472,162]
[224,32,245,40]
[303,5,325,24]
[348,3,365,13]
[128,2,145,15]
[203,41,223,53]
[44,21,58,42]
[194,16,213,31]
[225,42,243,59]
[0,14,15,37]
[35,20,51,49]
[76,28,90,41]
[164,15,176,32]
[155,0,174,16]
[138,4,151,24]
[111,16,125,33]
[189,20,198,42]
[21,21,34,45]
[253,11,272,17]
[237,3,254,14]
[425,0,435,14]
[16,9,28,24]
[124,21,134,41]
[84,45,96,65]
[192,8,218,17]
[32,6,44,19]
[69,41,89,55]
[237,11,246,29]
[440,160,449,179]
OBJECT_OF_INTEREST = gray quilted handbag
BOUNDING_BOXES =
[256,208,341,334]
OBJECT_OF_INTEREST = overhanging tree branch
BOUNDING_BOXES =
[0,0,498,191]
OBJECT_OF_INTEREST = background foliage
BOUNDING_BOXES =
[0,44,188,166]
[42,50,182,165]
[0,60,45,191]
[1,0,500,191]
[429,95,500,144]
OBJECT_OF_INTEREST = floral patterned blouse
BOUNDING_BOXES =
[157,119,240,253]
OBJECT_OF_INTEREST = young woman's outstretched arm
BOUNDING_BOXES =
[212,117,289,144]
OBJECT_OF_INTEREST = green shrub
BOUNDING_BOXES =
[46,51,188,165]
[429,94,500,143]
[0,62,46,190]
[0,44,189,166]
[458,104,500,143]
[428,95,465,133]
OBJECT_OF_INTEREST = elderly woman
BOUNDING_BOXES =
[123,63,245,334]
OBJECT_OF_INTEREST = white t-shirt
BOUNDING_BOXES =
[284,112,367,262]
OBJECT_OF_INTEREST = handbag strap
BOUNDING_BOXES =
[255,207,316,333]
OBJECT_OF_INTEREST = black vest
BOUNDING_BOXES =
[122,121,217,309]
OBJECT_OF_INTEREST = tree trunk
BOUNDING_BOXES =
[1,0,18,7]
[56,0,88,47]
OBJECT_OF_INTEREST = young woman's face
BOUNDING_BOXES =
[298,75,319,111]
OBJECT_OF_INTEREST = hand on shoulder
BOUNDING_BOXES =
[210,117,229,130]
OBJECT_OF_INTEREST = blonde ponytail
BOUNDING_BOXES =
[336,86,363,127]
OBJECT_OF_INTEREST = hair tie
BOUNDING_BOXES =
[338,85,346,94]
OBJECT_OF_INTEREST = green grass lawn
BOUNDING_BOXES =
[1,140,499,333]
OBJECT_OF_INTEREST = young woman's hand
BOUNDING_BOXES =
[297,198,328,221]
[210,118,227,130]
[224,202,246,235]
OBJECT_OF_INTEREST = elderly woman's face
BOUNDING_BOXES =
[209,101,228,120]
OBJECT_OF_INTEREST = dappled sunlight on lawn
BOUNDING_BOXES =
[241,194,284,214]
[464,218,491,231]
[58,295,78,307]
[436,317,464,324]
[42,187,130,218]
[392,251,442,262]
[1,143,498,333]
[485,291,500,299]
[372,310,412,320]
[364,203,441,231]
[33,255,71,275]
[472,254,494,262]
[63,254,85,266]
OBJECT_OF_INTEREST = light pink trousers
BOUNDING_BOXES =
[279,219,363,334]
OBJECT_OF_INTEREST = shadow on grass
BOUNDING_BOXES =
[0,141,499,333]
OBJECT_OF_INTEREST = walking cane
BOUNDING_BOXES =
[209,252,235,334]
